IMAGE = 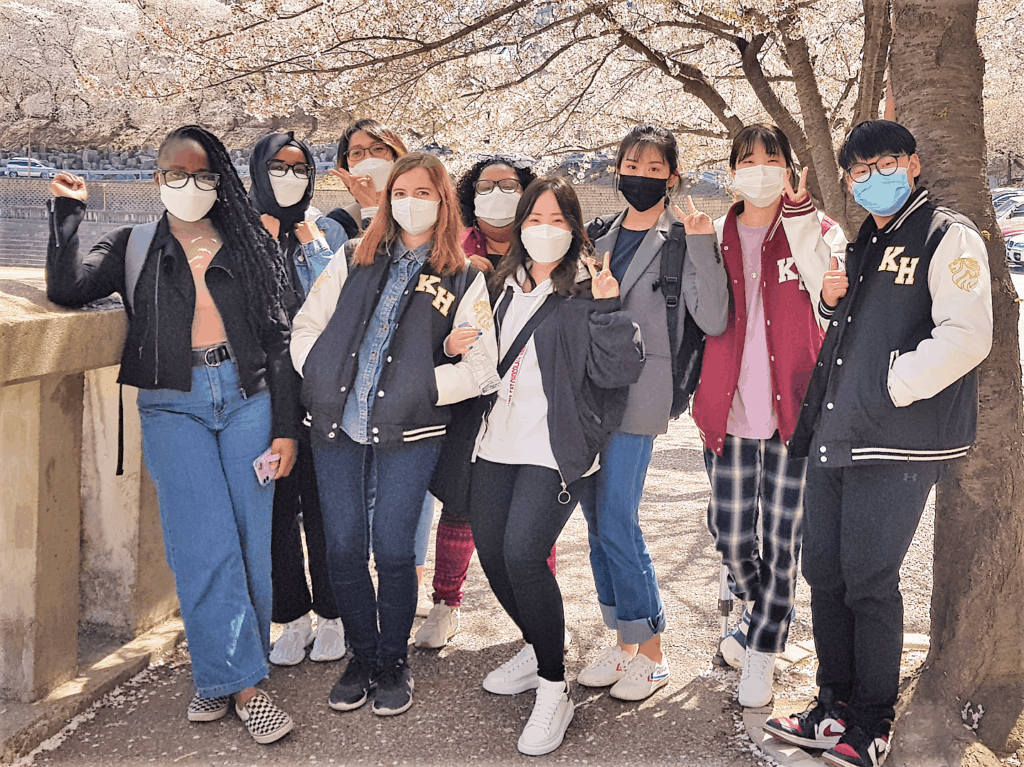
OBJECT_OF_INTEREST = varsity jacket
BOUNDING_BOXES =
[46,197,301,440]
[693,196,847,455]
[790,188,993,465]
[290,240,497,446]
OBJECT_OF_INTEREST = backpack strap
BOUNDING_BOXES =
[660,221,688,376]
[585,216,615,244]
[124,220,159,313]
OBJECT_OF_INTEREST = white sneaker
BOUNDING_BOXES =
[482,644,540,695]
[609,653,670,701]
[415,583,432,619]
[269,614,313,666]
[309,617,346,662]
[577,646,633,688]
[517,678,574,756]
[414,603,460,649]
[738,649,775,708]
[563,628,572,651]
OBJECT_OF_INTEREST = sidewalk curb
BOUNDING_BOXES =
[0,618,184,765]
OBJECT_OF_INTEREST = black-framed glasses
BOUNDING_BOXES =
[157,169,220,191]
[347,143,393,163]
[267,160,313,179]
[475,178,522,195]
[848,155,905,184]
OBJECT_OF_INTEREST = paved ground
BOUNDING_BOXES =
[12,407,942,767]
[16,267,1022,767]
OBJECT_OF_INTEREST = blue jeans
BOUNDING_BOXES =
[137,360,273,698]
[579,432,665,645]
[312,432,442,665]
[415,492,435,568]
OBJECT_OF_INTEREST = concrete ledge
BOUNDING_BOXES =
[0,268,126,386]
[0,617,183,765]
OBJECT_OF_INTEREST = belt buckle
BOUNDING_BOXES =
[204,346,223,367]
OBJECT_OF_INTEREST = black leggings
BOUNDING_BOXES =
[470,459,592,682]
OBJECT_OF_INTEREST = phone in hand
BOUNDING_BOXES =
[253,447,281,486]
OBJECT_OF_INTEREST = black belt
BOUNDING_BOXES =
[191,344,231,367]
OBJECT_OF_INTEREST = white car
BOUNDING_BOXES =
[1006,233,1024,267]
[5,157,57,178]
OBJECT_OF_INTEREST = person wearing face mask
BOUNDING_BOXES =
[690,123,848,709]
[469,177,644,756]
[290,152,498,717]
[412,154,543,651]
[765,121,991,767]
[326,119,408,235]
[575,124,729,703]
[46,126,300,745]
[247,132,348,668]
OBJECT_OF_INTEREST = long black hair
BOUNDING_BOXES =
[159,125,288,331]
[489,177,592,298]
[456,156,537,229]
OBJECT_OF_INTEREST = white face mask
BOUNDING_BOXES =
[350,158,394,193]
[392,197,439,236]
[269,170,309,208]
[160,179,218,222]
[733,165,787,208]
[521,224,573,264]
[474,189,521,228]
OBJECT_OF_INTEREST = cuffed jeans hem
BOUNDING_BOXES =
[600,602,665,645]
[195,663,268,699]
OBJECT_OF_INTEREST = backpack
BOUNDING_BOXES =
[124,220,159,313]
[586,214,705,418]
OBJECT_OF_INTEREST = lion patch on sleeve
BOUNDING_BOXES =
[948,256,980,292]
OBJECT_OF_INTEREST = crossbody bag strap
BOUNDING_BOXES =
[496,291,564,379]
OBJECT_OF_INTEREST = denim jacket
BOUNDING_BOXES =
[341,239,432,443]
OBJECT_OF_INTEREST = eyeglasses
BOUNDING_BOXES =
[848,155,905,184]
[157,170,220,191]
[475,178,521,195]
[267,160,313,178]
[347,143,393,163]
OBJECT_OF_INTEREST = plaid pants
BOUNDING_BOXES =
[704,432,806,654]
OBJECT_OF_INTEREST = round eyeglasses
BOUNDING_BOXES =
[848,155,905,184]
[347,143,393,163]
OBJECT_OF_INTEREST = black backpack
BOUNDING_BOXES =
[586,215,705,418]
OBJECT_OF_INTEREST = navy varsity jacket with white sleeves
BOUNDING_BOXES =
[289,239,498,447]
[789,188,993,466]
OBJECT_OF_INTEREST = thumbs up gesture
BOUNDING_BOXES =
[822,255,849,308]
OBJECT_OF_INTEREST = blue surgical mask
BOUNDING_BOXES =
[853,168,912,216]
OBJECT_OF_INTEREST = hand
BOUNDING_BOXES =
[784,167,810,205]
[329,166,380,209]
[294,220,322,244]
[445,325,480,356]
[822,255,849,308]
[261,214,280,240]
[586,250,620,299]
[50,172,87,202]
[468,254,494,273]
[676,195,714,235]
[270,438,297,480]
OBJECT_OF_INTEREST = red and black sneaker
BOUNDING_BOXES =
[764,696,847,749]
[822,722,891,767]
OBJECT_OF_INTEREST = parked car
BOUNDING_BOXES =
[4,157,57,178]
[998,200,1024,238]
[1006,233,1024,267]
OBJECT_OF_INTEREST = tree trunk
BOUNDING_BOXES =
[889,0,1024,764]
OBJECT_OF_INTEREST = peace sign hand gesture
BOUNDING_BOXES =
[50,172,88,202]
[784,167,810,205]
[328,166,380,209]
[586,250,620,299]
[674,195,714,235]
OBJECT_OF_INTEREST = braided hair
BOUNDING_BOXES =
[158,125,288,332]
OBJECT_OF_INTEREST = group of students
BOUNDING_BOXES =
[44,115,993,767]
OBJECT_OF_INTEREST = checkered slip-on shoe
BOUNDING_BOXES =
[186,693,230,722]
[235,690,294,744]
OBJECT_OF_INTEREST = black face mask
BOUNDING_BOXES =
[617,174,668,212]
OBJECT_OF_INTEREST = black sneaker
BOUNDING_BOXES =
[372,658,415,716]
[823,722,891,767]
[328,656,374,711]
[764,695,847,749]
